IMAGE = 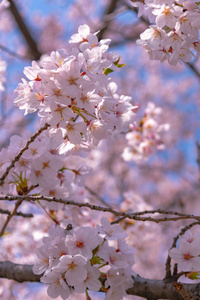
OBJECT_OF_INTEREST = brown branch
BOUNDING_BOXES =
[0,123,50,187]
[0,208,33,218]
[131,209,198,218]
[0,261,41,282]
[187,62,200,79]
[127,275,199,300]
[196,141,200,174]
[7,0,42,60]
[112,208,200,224]
[1,261,200,299]
[97,0,119,40]
[0,199,23,237]
[1,195,200,224]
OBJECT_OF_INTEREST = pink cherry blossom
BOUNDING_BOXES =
[41,271,71,300]
[65,226,100,259]
[97,217,127,240]
[169,241,200,271]
[55,254,87,286]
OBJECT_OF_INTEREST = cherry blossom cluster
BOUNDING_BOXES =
[0,24,139,199]
[0,129,94,209]
[169,229,200,278]
[131,0,200,65]
[122,102,169,162]
[14,24,136,147]
[33,217,135,300]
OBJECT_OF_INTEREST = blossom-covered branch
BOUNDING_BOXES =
[0,10,199,299]
[0,260,199,299]
[0,123,50,187]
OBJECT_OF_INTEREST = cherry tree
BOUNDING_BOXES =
[0,0,200,299]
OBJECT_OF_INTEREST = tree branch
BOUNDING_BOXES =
[0,208,33,218]
[1,195,200,224]
[97,0,119,40]
[0,261,41,282]
[0,43,31,60]
[126,275,200,300]
[1,261,200,299]
[0,199,23,236]
[8,0,42,60]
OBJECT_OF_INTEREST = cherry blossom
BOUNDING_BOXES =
[73,262,101,293]
[65,226,100,259]
[133,0,200,65]
[41,271,71,300]
[97,217,127,240]
[33,218,135,299]
[169,241,200,272]
[1,4,200,299]
[122,102,169,162]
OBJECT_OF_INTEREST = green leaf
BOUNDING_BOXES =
[114,63,126,68]
[103,68,114,75]
[113,56,126,68]
[90,255,102,266]
[186,272,200,280]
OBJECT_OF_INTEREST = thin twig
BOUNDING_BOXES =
[132,209,198,217]
[0,44,31,60]
[111,216,127,224]
[85,185,111,208]
[173,271,187,280]
[0,123,50,187]
[0,199,23,236]
[0,208,33,218]
[37,200,59,225]
[1,195,200,223]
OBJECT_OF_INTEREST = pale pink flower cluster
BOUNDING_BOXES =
[0,24,138,200]
[131,0,200,65]
[169,229,200,272]
[122,102,169,162]
[33,217,135,300]
[0,130,94,208]
[14,24,136,147]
